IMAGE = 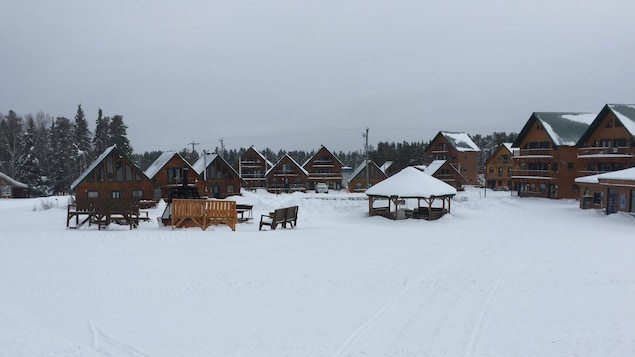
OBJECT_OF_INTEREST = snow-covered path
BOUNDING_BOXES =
[0,189,633,356]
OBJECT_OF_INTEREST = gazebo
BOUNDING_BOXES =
[365,167,457,220]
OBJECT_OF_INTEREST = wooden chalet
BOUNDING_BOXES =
[423,131,480,187]
[68,145,156,229]
[421,160,467,190]
[265,154,308,193]
[303,146,344,191]
[0,172,27,198]
[575,167,635,215]
[233,146,272,190]
[192,153,243,199]
[511,112,596,199]
[144,152,206,199]
[346,160,388,192]
[485,143,515,190]
[576,104,635,176]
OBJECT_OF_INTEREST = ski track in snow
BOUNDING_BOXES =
[89,321,150,357]
[462,235,528,357]
[330,239,482,357]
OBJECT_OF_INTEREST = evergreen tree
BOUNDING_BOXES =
[49,117,76,195]
[73,104,93,177]
[93,108,110,154]
[16,117,44,196]
[109,115,133,157]
[0,110,24,177]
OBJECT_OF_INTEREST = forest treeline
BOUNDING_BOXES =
[1,107,515,196]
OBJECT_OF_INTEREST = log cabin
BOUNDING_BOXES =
[0,172,27,198]
[233,146,272,190]
[144,152,206,199]
[423,131,480,187]
[192,153,243,198]
[511,112,595,199]
[485,143,515,190]
[265,154,308,193]
[302,146,344,191]
[346,160,388,192]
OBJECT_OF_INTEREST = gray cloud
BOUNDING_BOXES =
[2,0,635,154]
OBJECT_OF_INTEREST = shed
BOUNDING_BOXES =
[0,172,28,198]
[365,167,457,220]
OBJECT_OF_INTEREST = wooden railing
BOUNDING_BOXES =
[171,199,237,231]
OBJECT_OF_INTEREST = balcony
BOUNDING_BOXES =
[577,147,634,158]
[511,169,555,179]
[512,148,554,158]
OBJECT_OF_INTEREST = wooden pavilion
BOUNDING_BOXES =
[365,167,457,220]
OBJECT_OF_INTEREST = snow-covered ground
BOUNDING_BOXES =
[1,188,633,357]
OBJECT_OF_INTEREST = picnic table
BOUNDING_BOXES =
[236,204,253,222]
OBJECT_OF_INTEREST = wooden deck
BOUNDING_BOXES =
[67,199,149,230]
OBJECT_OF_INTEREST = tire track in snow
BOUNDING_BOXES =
[462,236,528,357]
[330,240,481,357]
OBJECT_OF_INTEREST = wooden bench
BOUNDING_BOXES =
[171,199,237,231]
[259,205,298,231]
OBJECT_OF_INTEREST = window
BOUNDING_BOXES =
[498,167,503,175]
[125,165,133,181]
[132,190,143,199]
[88,191,99,198]
[115,157,123,181]
[106,158,114,181]
[489,167,494,173]
[111,191,121,199]
[568,162,574,170]
[167,168,182,184]
[227,185,234,194]
[605,119,613,128]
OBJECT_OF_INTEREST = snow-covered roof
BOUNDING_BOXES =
[441,132,480,152]
[608,104,635,137]
[71,145,117,191]
[365,166,457,198]
[246,146,274,168]
[302,146,344,168]
[380,161,394,174]
[423,160,445,175]
[534,112,595,146]
[266,154,309,177]
[575,167,635,184]
[502,143,513,152]
[192,153,219,175]
[348,160,384,182]
[0,172,28,188]
[144,151,174,179]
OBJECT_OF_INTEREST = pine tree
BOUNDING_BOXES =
[0,110,24,177]
[73,104,93,176]
[109,115,133,157]
[93,108,110,154]
[49,117,76,195]
[16,117,44,196]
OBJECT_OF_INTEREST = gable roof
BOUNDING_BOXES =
[576,104,635,145]
[365,166,457,198]
[380,161,394,174]
[575,167,635,184]
[70,145,152,191]
[192,153,242,180]
[302,145,344,168]
[440,132,480,152]
[423,160,445,175]
[513,112,595,147]
[244,146,274,168]
[267,154,309,176]
[348,160,385,182]
[0,172,28,188]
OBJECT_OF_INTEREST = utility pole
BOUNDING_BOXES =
[188,141,199,153]
[363,127,370,189]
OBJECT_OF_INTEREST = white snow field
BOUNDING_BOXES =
[1,188,633,357]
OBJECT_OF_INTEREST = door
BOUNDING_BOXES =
[212,185,220,199]
[606,188,619,215]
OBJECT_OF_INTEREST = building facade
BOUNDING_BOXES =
[423,131,480,188]
[234,146,272,189]
[303,146,344,191]
[265,154,308,193]
[485,143,515,190]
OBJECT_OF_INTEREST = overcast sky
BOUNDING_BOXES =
[2,0,635,154]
